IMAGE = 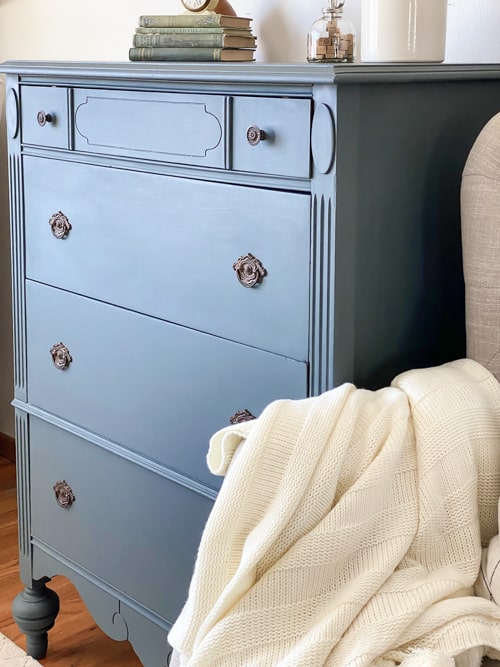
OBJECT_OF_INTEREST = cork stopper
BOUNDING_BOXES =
[324,0,345,15]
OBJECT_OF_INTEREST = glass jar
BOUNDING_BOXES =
[307,0,356,63]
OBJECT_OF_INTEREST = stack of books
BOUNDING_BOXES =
[129,13,256,62]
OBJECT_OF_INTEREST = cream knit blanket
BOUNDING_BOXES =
[168,359,500,666]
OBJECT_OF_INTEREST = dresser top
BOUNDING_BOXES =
[2,60,500,86]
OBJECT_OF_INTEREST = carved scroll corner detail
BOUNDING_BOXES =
[111,608,129,642]
[202,104,223,153]
[74,97,91,142]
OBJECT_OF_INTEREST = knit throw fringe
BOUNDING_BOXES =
[399,649,456,666]
[398,646,484,666]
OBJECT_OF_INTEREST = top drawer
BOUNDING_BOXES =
[19,86,312,178]
[21,85,70,149]
[73,88,226,169]
[231,96,312,178]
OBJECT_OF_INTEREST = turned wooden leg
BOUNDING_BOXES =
[12,581,60,659]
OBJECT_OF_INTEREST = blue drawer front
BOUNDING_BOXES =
[20,85,69,148]
[29,416,213,623]
[231,96,312,178]
[24,156,310,361]
[26,281,308,489]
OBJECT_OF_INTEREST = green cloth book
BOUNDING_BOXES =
[129,47,256,62]
[139,14,252,29]
[133,31,256,48]
[135,26,252,35]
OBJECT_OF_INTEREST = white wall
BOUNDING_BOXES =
[446,0,500,63]
[0,0,499,437]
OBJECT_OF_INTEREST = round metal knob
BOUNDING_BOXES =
[246,126,266,146]
[53,480,75,508]
[49,211,72,239]
[229,409,256,425]
[232,253,267,288]
[50,342,72,370]
[37,111,53,127]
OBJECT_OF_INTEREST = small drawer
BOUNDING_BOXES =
[29,416,213,623]
[24,156,310,361]
[231,96,312,178]
[73,88,225,168]
[20,85,69,149]
[26,282,308,489]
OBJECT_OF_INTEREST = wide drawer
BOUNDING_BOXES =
[231,96,312,178]
[73,88,226,168]
[24,156,310,361]
[26,281,308,489]
[29,416,213,623]
[20,85,69,149]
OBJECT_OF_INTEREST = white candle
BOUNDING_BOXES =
[361,0,447,62]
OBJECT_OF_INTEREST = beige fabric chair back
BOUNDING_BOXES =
[462,112,500,381]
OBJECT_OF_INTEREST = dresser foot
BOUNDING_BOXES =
[12,581,60,659]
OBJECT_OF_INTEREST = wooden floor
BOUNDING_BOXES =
[0,455,144,666]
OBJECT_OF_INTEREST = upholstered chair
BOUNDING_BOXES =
[462,112,500,381]
[462,112,500,667]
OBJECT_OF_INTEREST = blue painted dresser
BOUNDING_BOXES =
[3,61,500,666]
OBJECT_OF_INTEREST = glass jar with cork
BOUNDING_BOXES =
[307,0,356,63]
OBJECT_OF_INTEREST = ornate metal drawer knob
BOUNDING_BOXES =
[53,480,75,508]
[232,253,267,288]
[37,110,54,127]
[229,409,256,425]
[50,342,72,370]
[49,211,72,239]
[246,125,266,146]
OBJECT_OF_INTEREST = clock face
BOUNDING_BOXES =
[181,0,219,11]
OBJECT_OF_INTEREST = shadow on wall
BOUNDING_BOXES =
[0,79,14,438]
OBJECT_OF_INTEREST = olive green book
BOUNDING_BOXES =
[135,26,253,36]
[129,47,256,62]
[133,31,256,48]
[139,14,252,29]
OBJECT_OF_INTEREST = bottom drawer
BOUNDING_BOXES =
[29,416,213,623]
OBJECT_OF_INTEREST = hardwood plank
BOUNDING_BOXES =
[0,432,15,463]
[0,456,144,667]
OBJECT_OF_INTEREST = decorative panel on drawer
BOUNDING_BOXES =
[24,156,310,360]
[74,88,226,167]
[25,280,307,488]
[5,60,500,667]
